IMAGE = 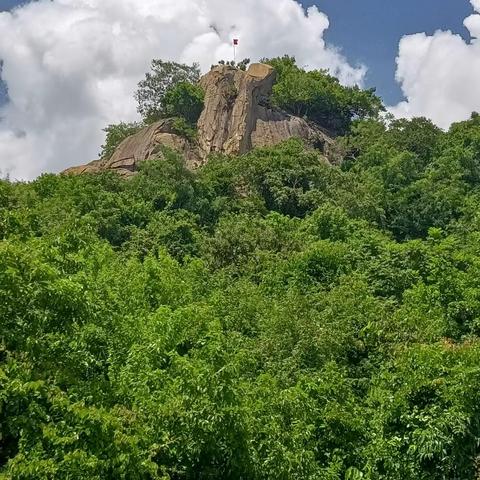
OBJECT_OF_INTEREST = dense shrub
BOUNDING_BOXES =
[265,55,384,136]
[135,60,201,124]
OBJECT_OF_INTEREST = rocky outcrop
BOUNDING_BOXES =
[63,63,333,176]
[101,118,201,175]
[197,63,276,156]
[62,159,103,176]
[63,119,201,177]
[197,63,332,157]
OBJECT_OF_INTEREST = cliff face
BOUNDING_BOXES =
[63,63,333,176]
[197,63,332,157]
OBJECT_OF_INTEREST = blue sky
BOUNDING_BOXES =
[300,0,474,103]
[0,0,475,104]
[0,0,28,12]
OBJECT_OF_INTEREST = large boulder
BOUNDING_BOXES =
[63,119,201,177]
[63,63,333,176]
[197,63,275,155]
[102,118,201,174]
[62,159,103,176]
[197,63,331,157]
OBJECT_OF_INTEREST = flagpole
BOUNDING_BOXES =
[233,39,238,64]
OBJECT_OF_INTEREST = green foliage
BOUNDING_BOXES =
[265,55,384,135]
[171,117,198,142]
[135,60,201,124]
[5,62,480,479]
[163,82,204,125]
[214,58,251,71]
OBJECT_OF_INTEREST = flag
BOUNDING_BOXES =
[233,39,238,46]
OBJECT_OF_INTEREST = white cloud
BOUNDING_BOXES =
[0,0,365,180]
[390,0,480,129]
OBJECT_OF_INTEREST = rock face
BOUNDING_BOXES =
[63,63,333,175]
[197,63,276,156]
[197,63,332,157]
[102,119,202,175]
[62,119,201,177]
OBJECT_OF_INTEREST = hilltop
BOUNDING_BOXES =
[63,57,381,176]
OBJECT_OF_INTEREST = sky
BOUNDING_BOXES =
[0,0,27,11]
[302,0,474,104]
[0,0,480,179]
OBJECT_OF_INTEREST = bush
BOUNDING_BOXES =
[171,117,198,142]
[6,55,480,479]
[135,60,201,124]
[163,82,204,125]
[265,55,384,136]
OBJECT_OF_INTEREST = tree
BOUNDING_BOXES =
[265,55,384,136]
[163,82,204,125]
[387,117,443,164]
[135,60,201,124]
[5,54,480,480]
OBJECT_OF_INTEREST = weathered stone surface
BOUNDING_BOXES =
[104,119,200,172]
[62,159,102,176]
[196,63,332,159]
[63,119,200,176]
[197,64,276,156]
[63,63,334,176]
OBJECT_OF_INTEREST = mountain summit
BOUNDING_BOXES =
[63,63,334,176]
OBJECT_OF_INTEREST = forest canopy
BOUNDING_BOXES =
[2,57,480,479]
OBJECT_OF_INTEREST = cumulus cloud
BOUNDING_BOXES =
[0,0,365,180]
[391,0,480,129]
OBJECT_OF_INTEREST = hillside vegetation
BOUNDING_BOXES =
[2,60,480,479]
